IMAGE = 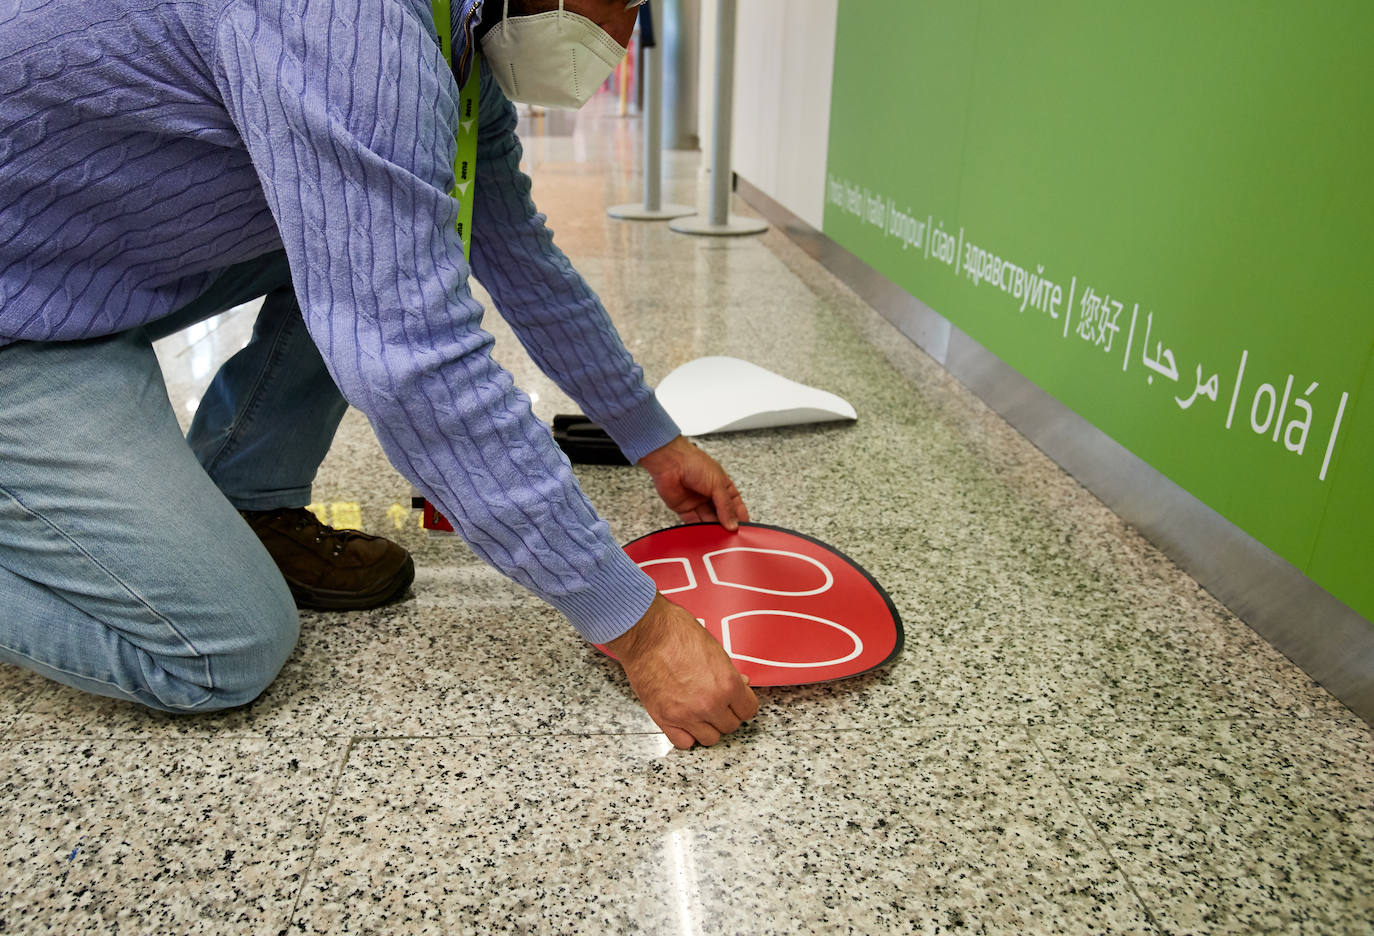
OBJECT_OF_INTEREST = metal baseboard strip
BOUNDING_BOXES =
[736,175,1374,726]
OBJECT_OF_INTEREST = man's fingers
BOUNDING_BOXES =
[731,681,759,721]
[689,723,722,747]
[707,710,742,736]
[663,726,696,750]
[682,505,717,524]
[732,488,751,524]
[712,482,739,531]
[622,594,761,752]
[642,692,698,750]
[731,672,754,716]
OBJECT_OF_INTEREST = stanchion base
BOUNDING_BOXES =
[607,203,695,221]
[668,214,770,236]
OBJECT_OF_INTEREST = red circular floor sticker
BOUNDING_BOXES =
[599,523,903,686]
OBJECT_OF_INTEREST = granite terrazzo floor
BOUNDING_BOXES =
[3,97,1373,936]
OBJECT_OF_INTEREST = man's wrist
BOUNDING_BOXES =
[595,393,680,464]
[636,434,689,472]
[604,591,668,662]
[542,545,657,645]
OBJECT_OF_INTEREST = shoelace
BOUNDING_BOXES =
[279,510,368,557]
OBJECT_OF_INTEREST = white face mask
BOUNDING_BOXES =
[480,0,628,110]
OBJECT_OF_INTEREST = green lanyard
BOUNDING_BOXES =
[431,0,480,261]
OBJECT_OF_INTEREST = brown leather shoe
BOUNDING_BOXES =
[240,507,415,610]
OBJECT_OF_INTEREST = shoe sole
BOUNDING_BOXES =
[286,555,416,611]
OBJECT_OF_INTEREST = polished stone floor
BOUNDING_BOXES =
[2,96,1372,935]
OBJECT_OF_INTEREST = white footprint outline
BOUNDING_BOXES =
[720,610,863,668]
[636,556,697,595]
[702,547,834,597]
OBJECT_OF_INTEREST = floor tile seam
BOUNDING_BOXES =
[1022,719,1365,933]
[338,723,1036,746]
[282,735,359,932]
[740,718,1032,731]
[1,715,1335,745]
[868,722,1171,931]
[0,715,1298,745]
[0,723,999,744]
[1,684,44,734]
[1022,723,1166,934]
[1025,713,1352,731]
[344,729,663,743]
[0,731,282,744]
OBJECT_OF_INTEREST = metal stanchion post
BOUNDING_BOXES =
[608,0,693,221]
[668,0,767,236]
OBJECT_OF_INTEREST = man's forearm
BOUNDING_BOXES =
[468,67,681,461]
[215,0,657,643]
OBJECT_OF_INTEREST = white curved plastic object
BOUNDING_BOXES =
[655,357,857,436]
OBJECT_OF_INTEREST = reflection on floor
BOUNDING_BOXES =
[2,93,1372,935]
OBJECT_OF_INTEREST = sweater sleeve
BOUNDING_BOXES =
[468,62,682,463]
[210,0,655,643]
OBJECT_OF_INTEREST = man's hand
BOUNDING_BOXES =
[607,593,758,749]
[638,435,749,531]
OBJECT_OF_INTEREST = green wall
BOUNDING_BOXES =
[823,2,1372,621]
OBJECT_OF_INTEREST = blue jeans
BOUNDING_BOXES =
[0,252,348,712]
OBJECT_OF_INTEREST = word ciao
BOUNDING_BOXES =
[826,177,1064,316]
[825,173,1355,484]
[828,176,960,265]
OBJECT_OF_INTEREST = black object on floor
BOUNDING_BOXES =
[553,414,631,465]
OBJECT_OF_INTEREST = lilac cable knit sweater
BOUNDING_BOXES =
[0,0,678,642]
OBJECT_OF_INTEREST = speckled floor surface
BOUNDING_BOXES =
[3,98,1373,936]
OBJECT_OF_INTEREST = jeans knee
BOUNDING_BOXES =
[215,580,299,708]
[154,581,300,713]
[223,607,298,708]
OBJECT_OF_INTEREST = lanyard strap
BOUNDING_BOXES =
[432,0,480,260]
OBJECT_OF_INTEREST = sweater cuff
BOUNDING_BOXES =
[593,392,682,464]
[542,540,658,644]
